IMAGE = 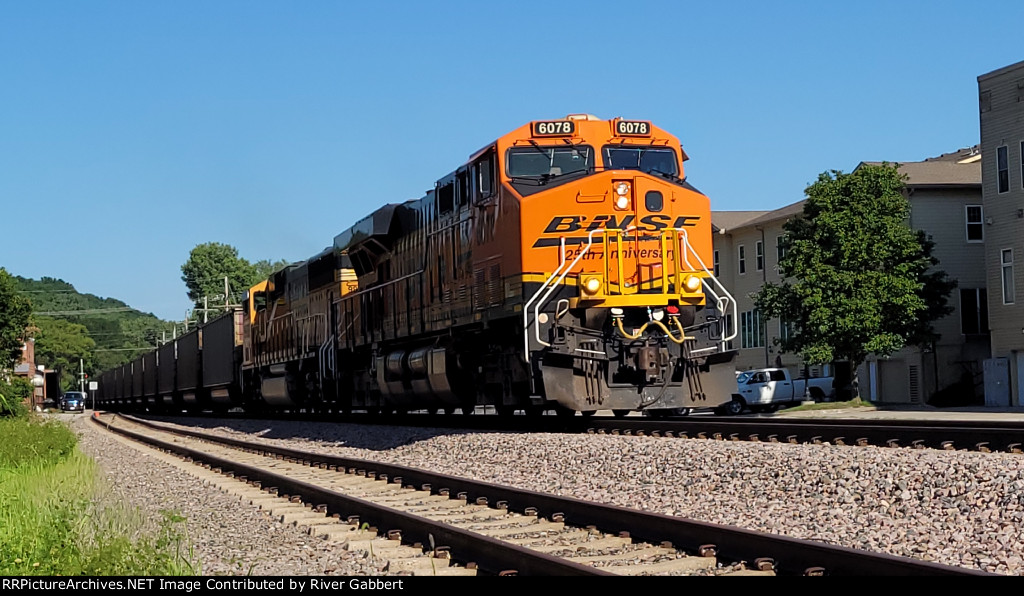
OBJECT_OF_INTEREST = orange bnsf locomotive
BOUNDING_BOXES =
[97,115,739,417]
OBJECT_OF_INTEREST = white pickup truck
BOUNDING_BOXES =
[718,368,835,415]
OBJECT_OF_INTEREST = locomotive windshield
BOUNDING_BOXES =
[602,146,679,177]
[507,145,593,178]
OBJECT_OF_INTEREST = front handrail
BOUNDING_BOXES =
[523,227,737,360]
[675,229,738,343]
[523,230,601,360]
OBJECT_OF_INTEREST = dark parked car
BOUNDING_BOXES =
[60,392,86,413]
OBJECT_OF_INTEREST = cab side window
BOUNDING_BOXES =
[472,148,496,203]
[456,170,469,208]
[769,370,787,381]
[437,180,455,214]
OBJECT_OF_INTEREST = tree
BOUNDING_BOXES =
[181,244,290,321]
[33,317,96,390]
[753,163,956,400]
[0,267,32,370]
[253,258,290,281]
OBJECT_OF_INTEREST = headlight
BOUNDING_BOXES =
[683,275,702,292]
[582,277,602,295]
[615,195,630,210]
[615,182,630,196]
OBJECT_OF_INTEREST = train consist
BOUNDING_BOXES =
[96,115,740,417]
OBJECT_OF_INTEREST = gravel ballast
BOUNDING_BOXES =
[68,415,387,576]
[68,414,1024,575]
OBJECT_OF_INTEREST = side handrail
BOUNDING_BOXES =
[675,229,738,343]
[524,230,602,362]
[522,237,568,360]
[530,229,601,355]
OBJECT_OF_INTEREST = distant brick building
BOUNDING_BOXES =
[12,339,44,408]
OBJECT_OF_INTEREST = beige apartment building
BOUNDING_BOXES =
[979,59,1024,407]
[713,148,986,405]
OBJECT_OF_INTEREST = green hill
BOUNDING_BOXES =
[15,276,175,390]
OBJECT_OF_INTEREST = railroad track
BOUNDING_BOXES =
[583,417,1024,454]
[130,409,1024,455]
[91,412,990,576]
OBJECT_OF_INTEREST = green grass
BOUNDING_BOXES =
[0,416,200,575]
[781,397,877,412]
[0,417,77,469]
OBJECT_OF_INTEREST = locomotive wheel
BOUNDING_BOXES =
[461,406,475,415]
[496,405,515,417]
[612,409,631,419]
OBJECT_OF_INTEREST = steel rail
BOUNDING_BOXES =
[111,413,992,576]
[584,417,1024,453]
[91,414,608,577]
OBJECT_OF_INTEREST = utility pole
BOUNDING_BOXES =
[79,359,85,393]
[225,276,230,311]
[192,298,219,324]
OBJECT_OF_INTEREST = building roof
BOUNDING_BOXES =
[710,211,771,233]
[715,147,982,234]
[978,59,1024,82]
[738,201,808,229]
[859,145,981,188]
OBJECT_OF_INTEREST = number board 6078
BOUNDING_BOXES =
[615,120,651,136]
[532,121,575,136]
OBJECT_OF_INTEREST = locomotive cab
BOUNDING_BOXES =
[500,115,739,414]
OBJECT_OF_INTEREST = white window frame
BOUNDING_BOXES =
[997,145,1009,194]
[740,309,764,349]
[738,245,746,275]
[965,205,984,243]
[779,317,796,344]
[1002,248,1015,305]
[776,234,787,264]
[755,240,764,271]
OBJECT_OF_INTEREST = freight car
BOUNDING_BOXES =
[98,115,740,417]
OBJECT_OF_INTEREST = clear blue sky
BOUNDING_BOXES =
[3,1,1021,321]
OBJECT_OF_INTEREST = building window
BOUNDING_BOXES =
[713,250,720,277]
[965,205,984,242]
[740,309,764,349]
[1002,249,1015,305]
[960,288,989,335]
[755,241,764,271]
[776,234,787,263]
[1021,141,1024,190]
[998,145,1009,194]
[779,318,796,344]
[738,245,746,275]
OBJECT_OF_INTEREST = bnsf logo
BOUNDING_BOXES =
[542,214,699,234]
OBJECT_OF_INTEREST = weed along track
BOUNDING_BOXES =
[90,412,991,576]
